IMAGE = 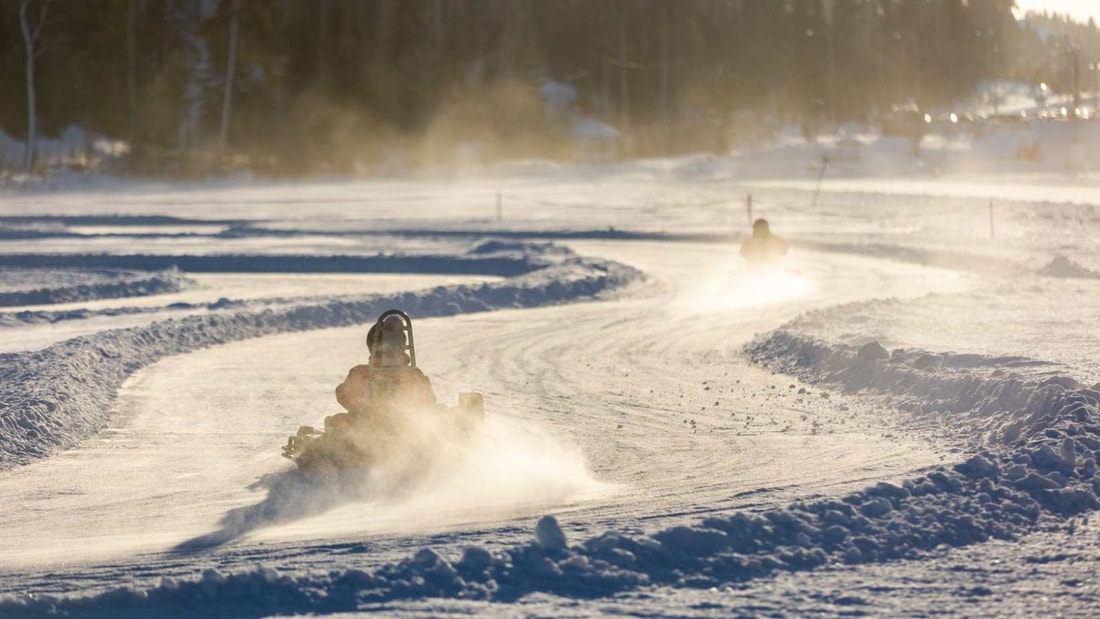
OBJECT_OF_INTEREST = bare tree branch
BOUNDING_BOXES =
[34,0,50,40]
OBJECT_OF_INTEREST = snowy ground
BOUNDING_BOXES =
[1,157,1099,616]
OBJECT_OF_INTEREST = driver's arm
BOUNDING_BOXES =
[336,364,371,410]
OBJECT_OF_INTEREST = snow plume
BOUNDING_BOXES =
[675,258,814,314]
[168,410,602,551]
[363,416,605,530]
[249,416,604,545]
[422,80,591,167]
[172,470,350,551]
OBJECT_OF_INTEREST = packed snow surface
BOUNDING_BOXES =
[1,159,1100,616]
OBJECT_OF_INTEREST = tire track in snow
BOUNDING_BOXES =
[419,260,938,535]
[0,241,968,593]
[197,246,965,552]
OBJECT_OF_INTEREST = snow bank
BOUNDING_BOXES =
[0,252,540,277]
[0,298,239,329]
[0,244,641,469]
[0,243,590,327]
[5,329,1099,615]
[0,268,192,307]
[0,214,244,228]
[1037,255,1100,279]
[746,331,1099,446]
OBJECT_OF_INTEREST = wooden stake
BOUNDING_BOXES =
[811,156,829,209]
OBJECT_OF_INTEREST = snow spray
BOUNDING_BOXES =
[253,415,606,541]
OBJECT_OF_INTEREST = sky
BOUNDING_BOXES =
[1013,0,1100,25]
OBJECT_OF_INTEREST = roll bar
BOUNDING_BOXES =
[368,309,416,368]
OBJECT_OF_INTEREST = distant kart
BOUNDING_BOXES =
[282,310,484,479]
[740,219,789,270]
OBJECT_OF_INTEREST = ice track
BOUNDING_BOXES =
[0,240,969,589]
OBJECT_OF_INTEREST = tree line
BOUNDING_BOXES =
[1,1,1098,176]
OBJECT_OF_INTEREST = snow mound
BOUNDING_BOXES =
[0,245,641,469]
[0,252,538,277]
[0,268,192,307]
[468,239,569,256]
[0,298,244,328]
[1037,255,1100,280]
[745,331,1099,448]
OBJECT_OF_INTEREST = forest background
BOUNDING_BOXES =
[1,0,1098,177]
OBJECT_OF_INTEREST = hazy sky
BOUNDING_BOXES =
[1013,0,1099,25]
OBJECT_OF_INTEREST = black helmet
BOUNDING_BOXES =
[365,310,417,367]
[365,323,379,352]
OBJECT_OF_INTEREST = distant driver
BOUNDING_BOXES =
[740,218,788,269]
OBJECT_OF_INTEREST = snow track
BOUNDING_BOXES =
[3,173,1100,615]
[413,243,961,533]
[11,264,1100,616]
[0,241,965,595]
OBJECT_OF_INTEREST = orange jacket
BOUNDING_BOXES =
[335,364,372,411]
[335,363,436,412]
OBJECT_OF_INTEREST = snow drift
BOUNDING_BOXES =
[1037,255,1100,280]
[0,267,192,307]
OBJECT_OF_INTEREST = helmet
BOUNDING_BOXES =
[366,316,406,351]
[365,323,378,352]
[365,310,417,367]
[752,218,771,235]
